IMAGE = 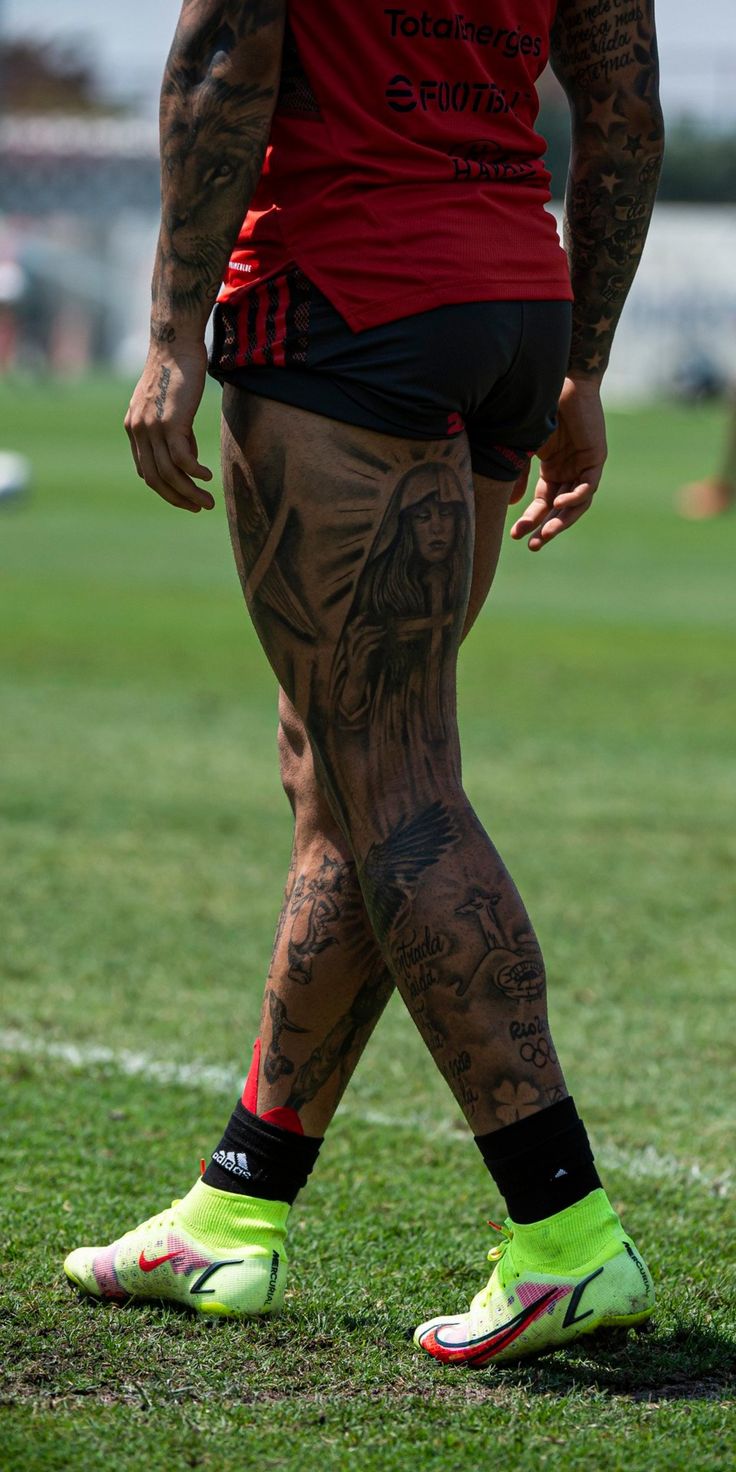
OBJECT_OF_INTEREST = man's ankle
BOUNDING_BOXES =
[176,1178,291,1248]
[508,1189,623,1273]
[475,1096,602,1223]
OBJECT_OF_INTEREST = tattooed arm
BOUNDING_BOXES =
[125,1,285,512]
[552,0,664,379]
[511,0,664,552]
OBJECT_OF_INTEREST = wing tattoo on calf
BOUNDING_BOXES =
[360,801,459,938]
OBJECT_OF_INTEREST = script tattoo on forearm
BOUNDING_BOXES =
[151,0,285,333]
[552,0,664,376]
[155,365,172,419]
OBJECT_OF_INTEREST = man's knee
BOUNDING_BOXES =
[278,689,344,841]
[278,690,310,815]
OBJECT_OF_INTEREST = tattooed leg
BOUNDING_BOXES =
[222,392,570,1136]
[251,475,514,1134]
[251,690,393,1137]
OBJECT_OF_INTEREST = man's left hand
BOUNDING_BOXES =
[509,376,607,551]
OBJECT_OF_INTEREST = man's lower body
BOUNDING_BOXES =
[65,279,654,1362]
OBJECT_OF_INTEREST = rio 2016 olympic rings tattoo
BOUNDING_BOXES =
[520,1036,557,1069]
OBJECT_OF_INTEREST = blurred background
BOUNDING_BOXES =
[0,0,735,398]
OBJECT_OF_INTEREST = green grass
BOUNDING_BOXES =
[1,377,735,1470]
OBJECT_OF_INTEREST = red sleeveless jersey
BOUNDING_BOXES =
[219,1,572,329]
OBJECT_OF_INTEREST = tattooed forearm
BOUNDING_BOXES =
[150,319,178,344]
[151,0,285,336]
[551,0,664,377]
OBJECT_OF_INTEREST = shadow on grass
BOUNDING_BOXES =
[335,1306,736,1402]
[47,1294,736,1408]
[498,1325,736,1403]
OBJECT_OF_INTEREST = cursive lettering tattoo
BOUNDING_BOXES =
[155,365,172,420]
[509,1016,549,1041]
[446,1050,472,1081]
[392,926,447,999]
[458,1079,480,1117]
[393,926,446,984]
[411,995,448,1056]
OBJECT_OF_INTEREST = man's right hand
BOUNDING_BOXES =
[510,376,607,552]
[124,340,215,513]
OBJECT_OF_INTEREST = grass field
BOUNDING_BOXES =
[1,378,735,1470]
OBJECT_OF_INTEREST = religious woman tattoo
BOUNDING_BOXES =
[332,464,467,732]
[329,460,470,825]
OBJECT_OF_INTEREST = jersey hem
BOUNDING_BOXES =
[220,266,573,334]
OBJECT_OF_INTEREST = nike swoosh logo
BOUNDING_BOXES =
[427,1289,562,1362]
[138,1249,182,1272]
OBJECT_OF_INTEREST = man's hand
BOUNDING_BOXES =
[509,377,607,551]
[124,341,215,513]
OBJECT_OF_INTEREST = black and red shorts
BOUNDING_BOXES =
[210,266,571,481]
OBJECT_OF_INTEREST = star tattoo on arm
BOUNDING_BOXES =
[551,0,665,378]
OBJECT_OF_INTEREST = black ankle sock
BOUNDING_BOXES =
[474,1097,602,1224]
[202,1101,323,1205]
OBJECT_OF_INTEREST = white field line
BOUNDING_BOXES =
[1,1028,730,1197]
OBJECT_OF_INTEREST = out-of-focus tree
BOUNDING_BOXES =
[538,102,736,204]
[657,121,736,203]
[537,68,736,204]
[0,38,124,114]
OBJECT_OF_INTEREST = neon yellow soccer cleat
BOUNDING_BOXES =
[414,1191,654,1367]
[64,1180,288,1318]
